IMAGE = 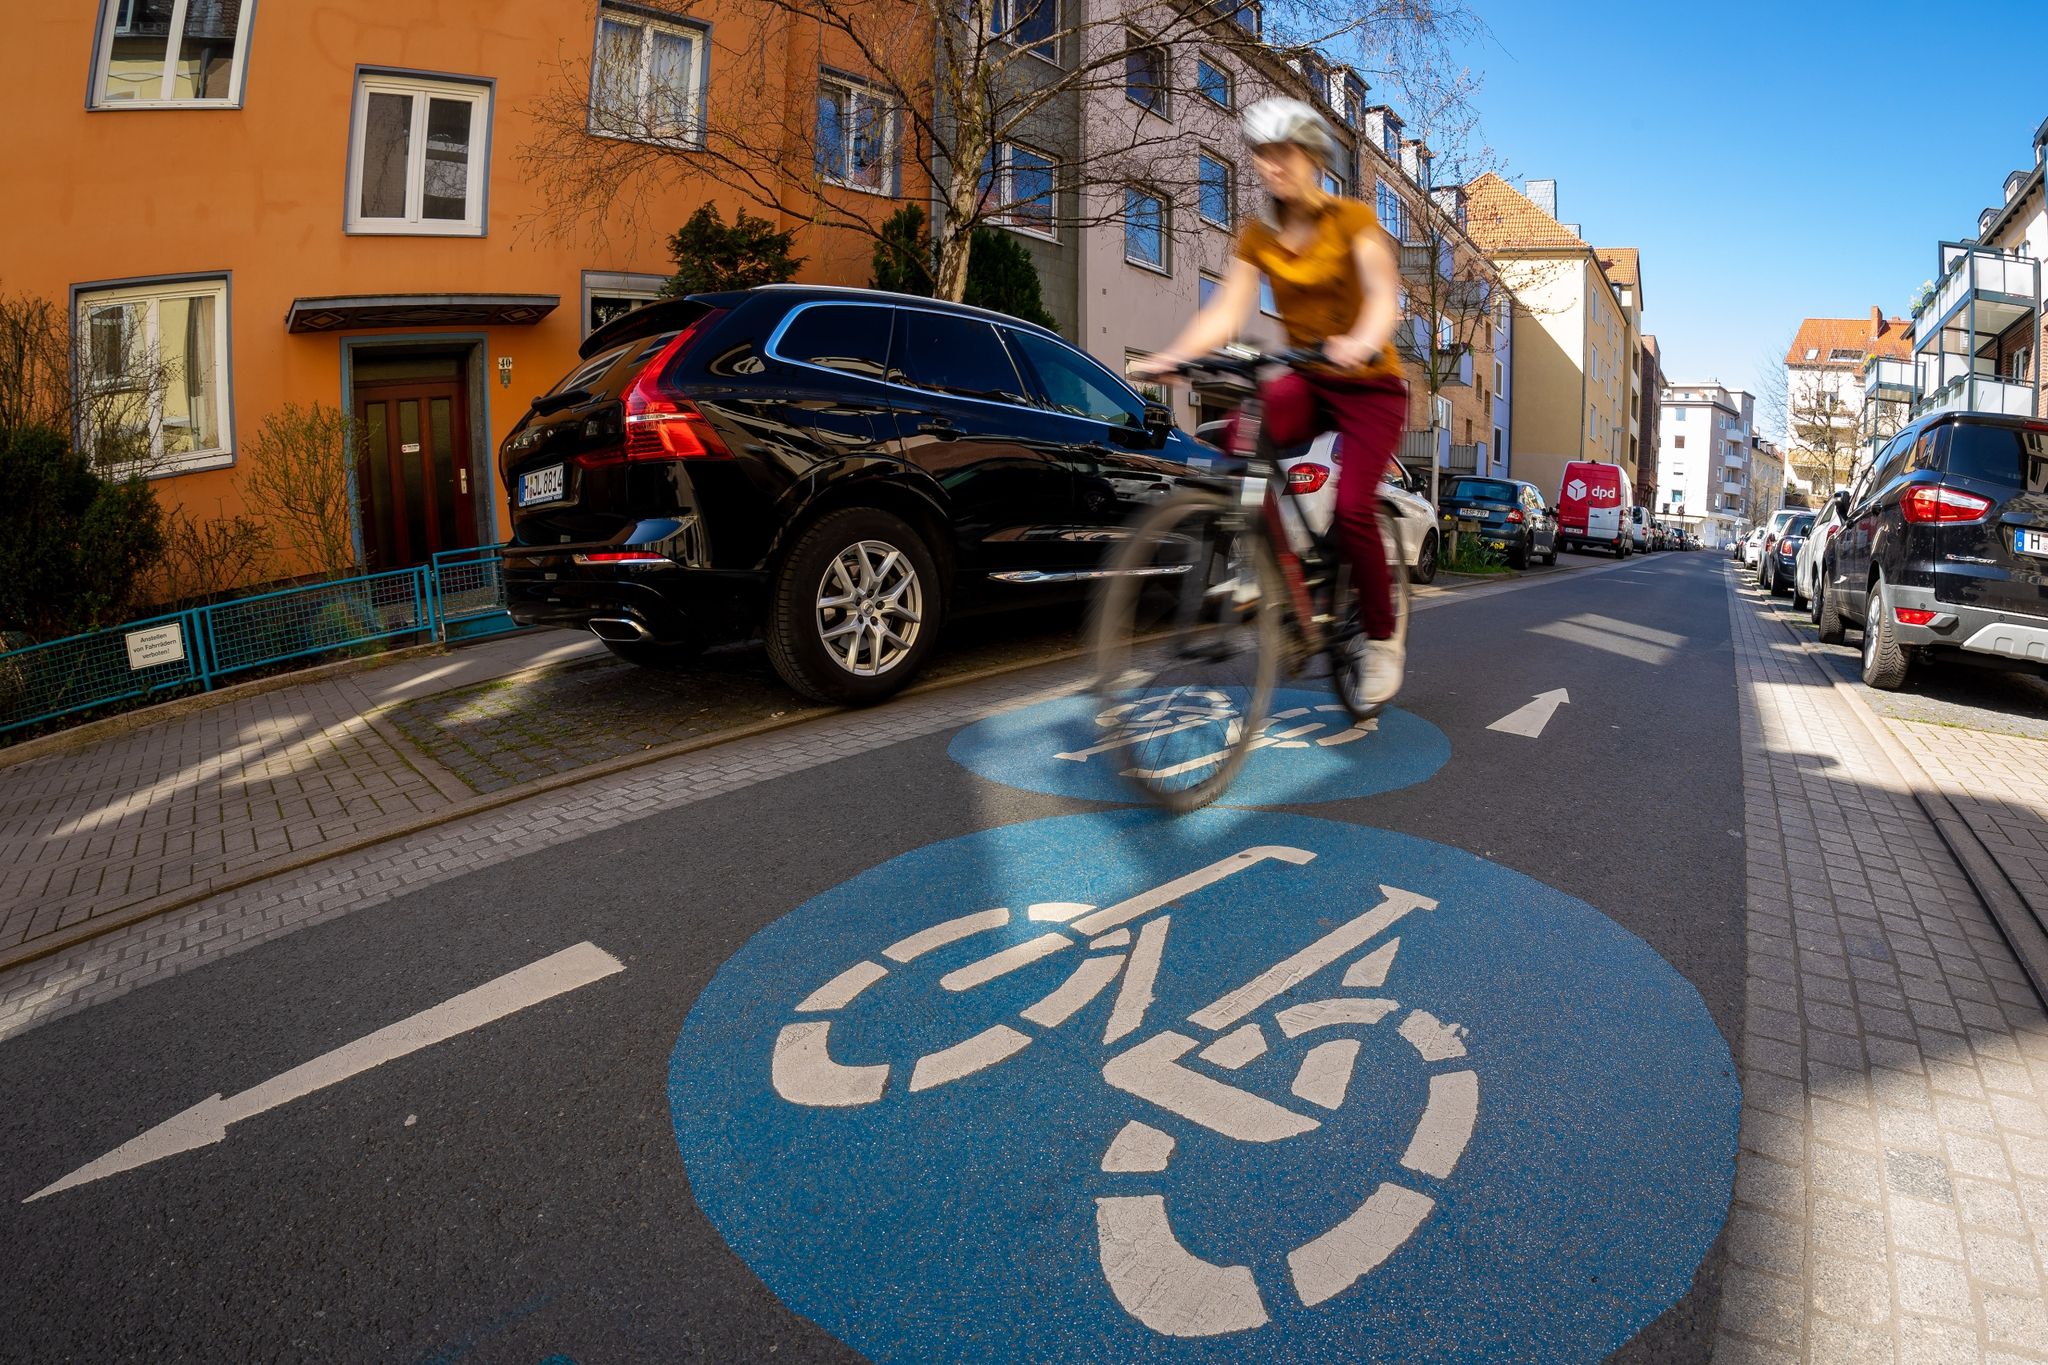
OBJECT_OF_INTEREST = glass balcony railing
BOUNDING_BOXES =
[1862,356,1916,401]
[1915,243,2041,347]
[1923,374,2039,419]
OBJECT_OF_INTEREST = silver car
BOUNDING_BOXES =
[1793,499,1844,613]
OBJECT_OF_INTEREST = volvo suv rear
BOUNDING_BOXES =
[1816,412,2048,689]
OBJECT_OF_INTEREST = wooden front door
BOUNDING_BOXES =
[354,378,477,569]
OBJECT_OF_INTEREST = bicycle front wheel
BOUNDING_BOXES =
[1088,489,1283,811]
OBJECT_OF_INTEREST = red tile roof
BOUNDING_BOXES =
[1786,312,1913,367]
[1463,172,1588,252]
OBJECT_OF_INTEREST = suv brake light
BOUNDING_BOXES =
[621,312,730,461]
[1900,485,1992,523]
[1506,508,1524,523]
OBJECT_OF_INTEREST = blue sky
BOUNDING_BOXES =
[1446,0,2048,431]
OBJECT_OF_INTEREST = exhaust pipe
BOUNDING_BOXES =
[588,616,652,643]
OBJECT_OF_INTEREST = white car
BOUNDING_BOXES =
[1793,498,1844,614]
[1742,528,1766,566]
[1203,425,1442,584]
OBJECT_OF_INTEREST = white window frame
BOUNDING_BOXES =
[987,143,1058,241]
[1124,32,1169,118]
[1195,56,1232,108]
[90,0,255,109]
[1198,272,1222,310]
[1122,186,1168,274]
[1196,150,1233,229]
[74,275,233,476]
[582,270,669,336]
[816,72,899,196]
[346,72,491,236]
[990,0,1061,65]
[1125,352,1168,405]
[1374,178,1405,242]
[587,3,708,147]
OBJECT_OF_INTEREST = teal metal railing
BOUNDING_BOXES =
[0,549,518,736]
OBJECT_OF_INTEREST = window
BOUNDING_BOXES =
[1803,347,1819,361]
[990,0,1057,60]
[1123,188,1166,272]
[1674,406,1686,421]
[589,4,705,144]
[1341,76,1367,129]
[1828,348,1860,363]
[1320,170,1344,198]
[1260,276,1278,316]
[1013,332,1147,423]
[2011,346,2033,383]
[774,304,893,379]
[348,73,490,234]
[1493,358,1503,393]
[894,311,1030,403]
[582,271,667,335]
[1197,153,1232,228]
[75,276,231,474]
[1123,355,1167,406]
[982,143,1056,237]
[92,0,253,106]
[1196,58,1231,108]
[1674,435,1685,449]
[817,74,897,193]
[1125,34,1167,116]
[1374,179,1405,242]
[1493,425,1503,464]
[1198,274,1221,309]
[1223,0,1260,36]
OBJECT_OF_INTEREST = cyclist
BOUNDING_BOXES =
[1133,97,1409,707]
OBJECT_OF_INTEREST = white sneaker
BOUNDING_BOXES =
[1346,637,1404,709]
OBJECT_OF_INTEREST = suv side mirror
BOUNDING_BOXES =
[1141,401,1173,447]
[1831,488,1850,516]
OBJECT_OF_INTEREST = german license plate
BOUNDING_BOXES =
[519,464,565,506]
[2018,528,2048,557]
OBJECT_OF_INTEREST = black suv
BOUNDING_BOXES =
[1437,475,1558,568]
[498,286,1208,703]
[1816,411,2048,689]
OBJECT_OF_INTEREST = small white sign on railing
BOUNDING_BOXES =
[124,623,186,671]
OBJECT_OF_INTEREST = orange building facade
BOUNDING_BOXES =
[8,2,913,582]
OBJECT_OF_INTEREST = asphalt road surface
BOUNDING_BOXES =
[0,549,1745,1364]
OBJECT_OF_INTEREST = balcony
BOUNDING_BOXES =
[1862,356,1917,403]
[1721,480,1745,497]
[1722,450,1746,471]
[1447,441,1486,473]
[1433,346,1474,388]
[1401,426,1449,471]
[1924,373,2040,419]
[1914,243,2041,349]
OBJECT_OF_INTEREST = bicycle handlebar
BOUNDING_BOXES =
[1162,346,1330,383]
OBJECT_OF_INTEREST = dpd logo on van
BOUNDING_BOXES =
[669,810,1738,1363]
[1564,478,1588,500]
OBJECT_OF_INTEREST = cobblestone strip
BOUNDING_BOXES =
[0,665,1090,1042]
[1717,567,2048,1363]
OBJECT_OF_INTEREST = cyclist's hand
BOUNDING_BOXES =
[1323,333,1379,371]
[1128,351,1187,382]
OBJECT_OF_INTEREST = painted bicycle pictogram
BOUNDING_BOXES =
[769,844,1475,1338]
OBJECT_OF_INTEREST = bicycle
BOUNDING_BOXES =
[1088,347,1411,810]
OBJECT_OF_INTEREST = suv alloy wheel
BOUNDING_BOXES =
[1860,578,1913,691]
[766,507,942,705]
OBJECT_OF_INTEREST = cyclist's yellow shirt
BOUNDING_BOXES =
[1235,195,1404,385]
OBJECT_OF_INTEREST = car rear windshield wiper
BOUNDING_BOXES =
[530,387,592,416]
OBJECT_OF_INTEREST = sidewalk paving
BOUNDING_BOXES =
[1723,566,2048,1362]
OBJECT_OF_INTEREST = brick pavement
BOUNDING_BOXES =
[1721,566,2048,1363]
[0,633,605,957]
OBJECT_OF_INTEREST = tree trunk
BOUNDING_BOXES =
[933,161,980,302]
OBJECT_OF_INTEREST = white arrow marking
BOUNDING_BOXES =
[26,941,624,1203]
[1486,688,1570,739]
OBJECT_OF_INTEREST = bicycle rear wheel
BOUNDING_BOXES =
[1088,489,1283,811]
[1328,501,1411,723]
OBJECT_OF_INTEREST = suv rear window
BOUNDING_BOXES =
[775,304,892,378]
[547,331,679,402]
[1446,478,1517,501]
[1787,514,1814,536]
[1945,424,2048,491]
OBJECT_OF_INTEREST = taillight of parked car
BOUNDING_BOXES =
[1285,463,1331,494]
[578,311,731,469]
[1900,485,1992,523]
[1894,607,1938,626]
[1778,540,1798,558]
[1506,508,1524,523]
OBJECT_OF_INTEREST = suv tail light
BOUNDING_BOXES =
[1900,485,1992,523]
[1506,508,1524,523]
[1778,540,1798,558]
[574,310,730,470]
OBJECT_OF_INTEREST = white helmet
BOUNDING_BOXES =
[1241,97,1335,163]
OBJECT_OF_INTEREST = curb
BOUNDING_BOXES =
[1743,569,2048,1005]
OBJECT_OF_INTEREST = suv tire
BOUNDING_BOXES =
[1860,579,1912,691]
[1509,535,1530,570]
[1815,572,1846,644]
[1542,537,1558,566]
[602,638,705,668]
[766,507,942,706]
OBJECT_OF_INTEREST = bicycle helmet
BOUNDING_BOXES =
[1241,97,1335,164]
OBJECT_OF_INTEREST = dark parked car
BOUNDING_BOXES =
[497,286,1207,703]
[1762,512,1814,596]
[1437,475,1558,568]
[1815,411,2048,690]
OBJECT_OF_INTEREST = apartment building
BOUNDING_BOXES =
[1782,308,1913,495]
[1656,383,1755,546]
[1466,174,1637,503]
[1637,334,1665,510]
[9,2,911,576]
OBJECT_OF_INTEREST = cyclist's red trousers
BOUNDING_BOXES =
[1256,371,1410,640]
